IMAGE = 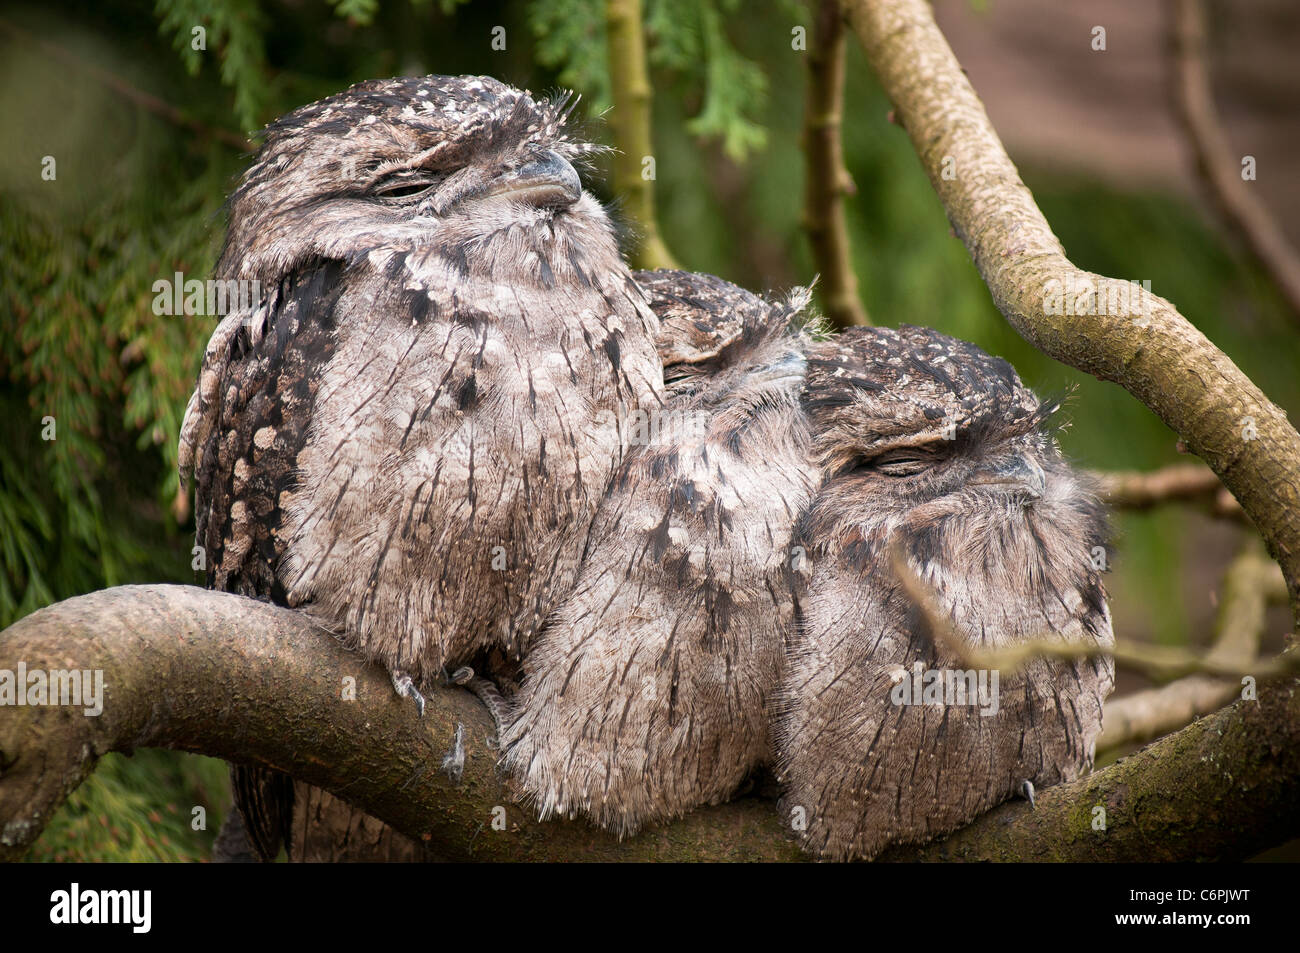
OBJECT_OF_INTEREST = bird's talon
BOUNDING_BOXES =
[450,666,475,685]
[390,670,426,717]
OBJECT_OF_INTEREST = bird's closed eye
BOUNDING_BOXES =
[373,172,446,202]
[865,448,940,477]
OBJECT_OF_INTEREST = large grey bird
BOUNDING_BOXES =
[178,75,664,860]
[497,270,820,834]
[775,326,1114,861]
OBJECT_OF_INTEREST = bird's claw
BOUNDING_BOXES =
[444,666,510,740]
[390,670,426,718]
[1020,779,1036,809]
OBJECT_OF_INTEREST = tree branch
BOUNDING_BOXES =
[881,675,1300,861]
[3,585,1297,862]
[0,585,797,862]
[605,0,679,270]
[1171,0,1300,320]
[1089,463,1244,521]
[844,0,1300,626]
[887,542,1296,684]
[802,0,870,328]
[1098,535,1278,752]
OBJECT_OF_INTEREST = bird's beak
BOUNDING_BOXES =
[748,351,807,386]
[481,150,582,209]
[970,453,1046,500]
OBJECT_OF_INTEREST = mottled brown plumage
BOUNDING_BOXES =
[499,271,819,833]
[775,326,1114,861]
[179,75,663,859]
[178,76,1114,862]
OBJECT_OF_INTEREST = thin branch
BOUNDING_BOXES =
[1097,676,1240,755]
[1171,0,1300,320]
[845,0,1300,627]
[1099,535,1279,751]
[4,585,1298,862]
[0,17,252,152]
[1204,536,1276,671]
[1090,463,1245,521]
[887,542,1296,681]
[605,0,679,270]
[802,0,870,328]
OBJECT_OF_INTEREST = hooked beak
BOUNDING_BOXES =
[970,453,1046,501]
[480,150,582,209]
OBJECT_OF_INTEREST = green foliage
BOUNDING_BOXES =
[530,0,610,110]
[155,0,270,131]
[0,35,235,629]
[531,0,768,160]
[22,751,230,863]
[330,0,382,26]
[676,0,767,159]
[409,0,474,14]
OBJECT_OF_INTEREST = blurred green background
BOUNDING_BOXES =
[2,0,1296,860]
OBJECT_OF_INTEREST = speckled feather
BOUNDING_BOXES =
[776,326,1114,861]
[179,75,663,860]
[182,73,663,687]
[178,76,1115,860]
[500,271,821,834]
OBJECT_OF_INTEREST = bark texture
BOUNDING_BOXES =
[606,0,678,270]
[2,585,1297,862]
[845,0,1300,623]
[0,586,797,862]
[803,0,870,328]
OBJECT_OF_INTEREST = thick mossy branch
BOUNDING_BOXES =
[0,585,797,863]
[605,0,678,271]
[3,585,1298,862]
[883,677,1300,862]
[845,0,1300,623]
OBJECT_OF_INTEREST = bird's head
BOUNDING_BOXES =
[639,270,812,453]
[799,325,1109,608]
[217,75,616,286]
